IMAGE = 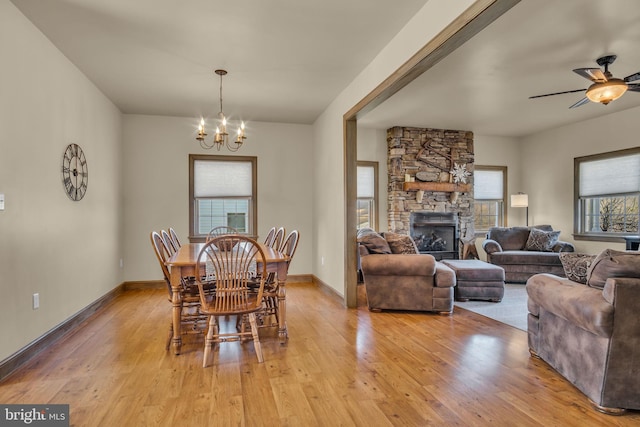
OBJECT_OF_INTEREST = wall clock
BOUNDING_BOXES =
[61,143,88,201]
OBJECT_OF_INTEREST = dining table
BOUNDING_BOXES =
[165,241,290,355]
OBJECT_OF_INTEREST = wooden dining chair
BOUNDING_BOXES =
[206,225,239,241]
[161,229,178,255]
[195,235,267,367]
[263,226,276,247]
[150,231,208,350]
[271,226,286,251]
[168,227,182,250]
[260,230,299,328]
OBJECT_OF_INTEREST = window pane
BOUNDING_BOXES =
[582,195,639,233]
[357,198,373,229]
[197,199,249,234]
[474,200,503,232]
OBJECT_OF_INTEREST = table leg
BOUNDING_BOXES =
[170,268,183,355]
[277,279,287,343]
[276,263,288,343]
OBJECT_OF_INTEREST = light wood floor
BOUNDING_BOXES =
[1,283,638,426]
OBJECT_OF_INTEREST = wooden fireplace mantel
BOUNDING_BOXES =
[403,181,471,193]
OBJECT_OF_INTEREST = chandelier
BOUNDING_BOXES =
[196,69,246,151]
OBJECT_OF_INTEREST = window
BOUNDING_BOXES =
[189,155,257,241]
[357,161,378,230]
[575,148,640,239]
[474,166,507,234]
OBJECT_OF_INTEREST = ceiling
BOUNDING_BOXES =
[360,0,640,137]
[9,0,428,124]
[10,0,640,138]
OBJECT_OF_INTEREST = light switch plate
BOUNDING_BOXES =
[0,193,4,210]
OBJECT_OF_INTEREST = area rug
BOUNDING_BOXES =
[454,284,528,331]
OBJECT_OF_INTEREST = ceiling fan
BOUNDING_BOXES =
[529,55,640,108]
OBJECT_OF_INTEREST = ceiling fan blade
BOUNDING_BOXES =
[573,68,607,82]
[529,88,586,99]
[626,83,640,92]
[624,71,640,82]
[569,97,591,109]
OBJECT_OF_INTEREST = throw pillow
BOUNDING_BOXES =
[559,253,596,284]
[357,230,391,255]
[382,232,419,254]
[525,228,560,252]
[586,249,640,289]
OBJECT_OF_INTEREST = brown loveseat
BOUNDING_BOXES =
[526,249,640,414]
[482,225,575,283]
[357,229,456,313]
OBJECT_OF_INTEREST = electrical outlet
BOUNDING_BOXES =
[119,258,124,268]
[33,293,39,310]
[321,256,325,266]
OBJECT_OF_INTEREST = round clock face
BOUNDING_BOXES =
[61,143,88,201]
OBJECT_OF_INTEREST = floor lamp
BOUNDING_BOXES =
[511,193,529,226]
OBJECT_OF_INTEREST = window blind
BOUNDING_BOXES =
[194,160,252,197]
[474,169,503,200]
[579,154,640,197]
[357,166,375,198]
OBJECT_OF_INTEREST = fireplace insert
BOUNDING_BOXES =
[409,212,459,260]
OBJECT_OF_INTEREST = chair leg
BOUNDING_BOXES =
[240,314,247,340]
[166,322,173,351]
[203,315,216,368]
[248,313,264,363]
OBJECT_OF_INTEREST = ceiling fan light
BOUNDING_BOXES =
[586,78,628,105]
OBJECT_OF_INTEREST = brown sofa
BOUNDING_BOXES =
[526,249,640,414]
[482,225,575,283]
[357,229,456,313]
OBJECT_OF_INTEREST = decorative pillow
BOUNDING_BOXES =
[586,249,640,289]
[559,253,596,284]
[382,232,418,254]
[357,229,391,254]
[525,228,560,252]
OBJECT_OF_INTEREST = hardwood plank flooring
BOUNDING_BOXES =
[0,283,638,426]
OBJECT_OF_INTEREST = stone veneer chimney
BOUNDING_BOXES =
[387,126,475,252]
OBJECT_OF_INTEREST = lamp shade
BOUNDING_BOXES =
[585,79,628,105]
[510,193,528,208]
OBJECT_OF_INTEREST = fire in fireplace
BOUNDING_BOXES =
[409,212,459,260]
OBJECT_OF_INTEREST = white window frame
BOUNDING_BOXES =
[357,161,378,230]
[189,154,257,241]
[473,166,507,235]
[574,147,640,241]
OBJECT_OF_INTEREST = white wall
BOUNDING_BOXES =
[0,1,123,361]
[312,0,476,296]
[122,115,314,281]
[520,106,640,254]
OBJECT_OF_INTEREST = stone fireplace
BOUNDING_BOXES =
[387,126,474,257]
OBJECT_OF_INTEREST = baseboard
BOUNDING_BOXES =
[0,284,127,382]
[123,280,165,290]
[312,275,345,304]
[286,274,313,284]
